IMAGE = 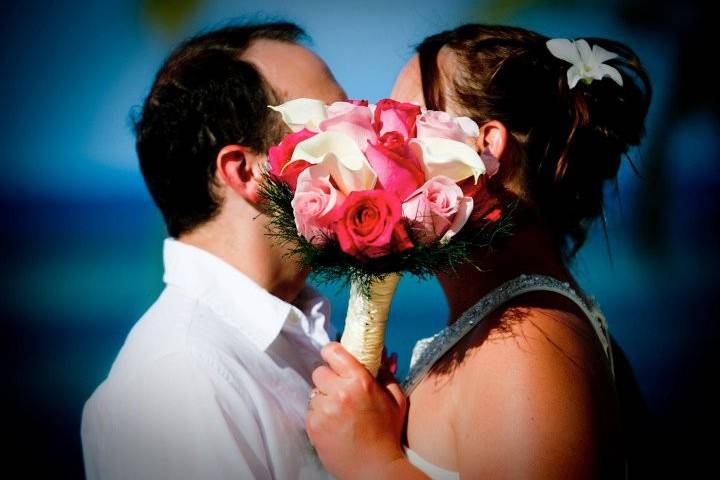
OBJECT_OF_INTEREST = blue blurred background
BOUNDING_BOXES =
[1,0,717,477]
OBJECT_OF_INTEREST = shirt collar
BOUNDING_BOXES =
[162,238,312,351]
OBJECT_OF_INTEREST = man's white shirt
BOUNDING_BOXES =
[81,239,335,479]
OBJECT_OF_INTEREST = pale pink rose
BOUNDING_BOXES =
[318,101,377,152]
[291,166,345,245]
[325,101,359,118]
[402,175,474,244]
[415,110,479,144]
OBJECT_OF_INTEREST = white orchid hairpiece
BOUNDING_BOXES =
[546,38,623,89]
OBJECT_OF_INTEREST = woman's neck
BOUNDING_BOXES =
[437,224,573,324]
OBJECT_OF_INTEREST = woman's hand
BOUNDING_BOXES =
[306,342,408,480]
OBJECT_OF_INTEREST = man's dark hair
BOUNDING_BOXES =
[134,23,306,237]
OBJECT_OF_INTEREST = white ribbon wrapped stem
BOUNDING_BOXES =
[340,273,401,377]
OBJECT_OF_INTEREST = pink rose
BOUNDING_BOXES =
[415,110,467,142]
[336,190,414,260]
[268,128,316,190]
[365,132,425,200]
[374,99,421,139]
[402,176,474,244]
[318,101,377,152]
[481,149,500,178]
[291,166,345,246]
[346,99,369,106]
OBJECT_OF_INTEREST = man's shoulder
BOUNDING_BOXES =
[82,335,257,435]
[80,344,269,479]
[94,286,257,396]
[111,287,203,371]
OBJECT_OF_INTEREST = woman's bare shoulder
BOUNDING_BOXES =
[448,293,617,478]
[446,291,610,380]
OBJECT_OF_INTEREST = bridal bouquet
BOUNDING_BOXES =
[261,98,509,376]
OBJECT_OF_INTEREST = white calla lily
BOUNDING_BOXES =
[285,131,377,194]
[409,137,485,184]
[546,38,623,89]
[268,98,328,132]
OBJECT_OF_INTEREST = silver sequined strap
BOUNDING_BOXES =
[402,274,614,395]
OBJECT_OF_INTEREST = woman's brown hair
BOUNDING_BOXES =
[418,24,651,257]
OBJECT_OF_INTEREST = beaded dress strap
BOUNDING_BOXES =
[402,274,614,395]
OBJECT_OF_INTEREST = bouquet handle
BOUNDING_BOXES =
[340,273,401,377]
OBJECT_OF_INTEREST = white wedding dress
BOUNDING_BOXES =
[401,274,615,479]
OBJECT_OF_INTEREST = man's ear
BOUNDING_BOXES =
[215,145,264,204]
[475,120,507,159]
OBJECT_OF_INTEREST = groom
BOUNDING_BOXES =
[81,23,345,479]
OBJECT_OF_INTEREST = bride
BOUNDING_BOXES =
[306,24,650,479]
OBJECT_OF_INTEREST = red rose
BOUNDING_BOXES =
[460,177,503,225]
[374,99,422,139]
[336,190,413,260]
[267,128,316,190]
[484,208,502,222]
[365,132,425,200]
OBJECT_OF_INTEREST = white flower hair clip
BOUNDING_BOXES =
[546,38,623,89]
